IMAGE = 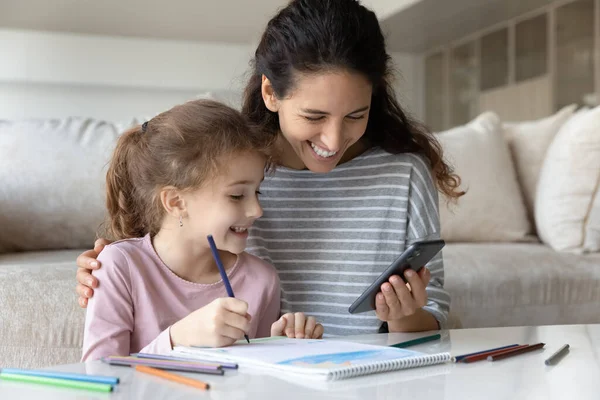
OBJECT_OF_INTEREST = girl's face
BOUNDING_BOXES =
[263,69,372,173]
[181,151,265,255]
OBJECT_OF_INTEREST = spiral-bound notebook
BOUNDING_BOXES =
[173,338,451,381]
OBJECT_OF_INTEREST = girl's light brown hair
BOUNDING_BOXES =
[103,99,274,240]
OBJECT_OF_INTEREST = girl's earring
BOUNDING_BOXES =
[179,215,183,228]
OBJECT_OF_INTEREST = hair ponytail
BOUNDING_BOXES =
[99,100,274,241]
[104,125,148,239]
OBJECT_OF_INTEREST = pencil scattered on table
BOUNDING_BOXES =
[132,352,238,369]
[102,355,225,375]
[135,365,210,390]
[453,344,520,363]
[461,345,530,363]
[487,343,545,361]
[389,333,441,349]
[544,344,570,366]
[0,368,119,385]
[0,369,117,392]
[455,342,550,363]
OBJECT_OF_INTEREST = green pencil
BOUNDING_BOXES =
[389,333,442,348]
[0,372,113,392]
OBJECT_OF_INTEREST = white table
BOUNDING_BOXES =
[1,324,598,400]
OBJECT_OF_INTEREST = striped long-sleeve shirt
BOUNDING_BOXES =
[246,147,450,336]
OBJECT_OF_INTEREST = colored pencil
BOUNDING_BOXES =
[105,356,220,369]
[132,353,238,369]
[545,344,570,366]
[207,234,250,344]
[0,368,119,385]
[102,356,224,375]
[389,333,441,349]
[0,372,113,392]
[462,344,529,363]
[487,343,545,361]
[453,344,520,363]
[135,365,210,390]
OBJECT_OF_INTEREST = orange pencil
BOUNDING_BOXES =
[135,365,210,390]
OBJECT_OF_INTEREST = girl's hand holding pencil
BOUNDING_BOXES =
[170,297,251,348]
[271,312,324,339]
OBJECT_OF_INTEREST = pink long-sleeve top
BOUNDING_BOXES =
[81,234,280,361]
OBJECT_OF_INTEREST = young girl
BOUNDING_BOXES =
[82,100,323,361]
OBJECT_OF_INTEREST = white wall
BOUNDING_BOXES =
[0,29,254,91]
[0,29,252,120]
[0,29,425,122]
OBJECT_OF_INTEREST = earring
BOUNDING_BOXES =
[179,215,183,228]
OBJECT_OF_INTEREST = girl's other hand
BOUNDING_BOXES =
[270,312,324,339]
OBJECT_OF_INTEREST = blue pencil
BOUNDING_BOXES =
[207,234,250,344]
[454,344,520,362]
[0,368,119,385]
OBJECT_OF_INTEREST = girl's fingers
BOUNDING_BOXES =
[313,324,324,339]
[270,315,287,336]
[215,324,246,341]
[280,313,296,337]
[304,316,317,338]
[294,313,306,338]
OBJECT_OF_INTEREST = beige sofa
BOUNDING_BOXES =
[1,109,599,369]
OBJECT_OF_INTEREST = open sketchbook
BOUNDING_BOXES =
[172,338,451,381]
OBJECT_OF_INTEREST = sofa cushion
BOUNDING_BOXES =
[503,104,576,223]
[0,249,86,368]
[437,112,531,242]
[535,106,600,253]
[0,118,131,253]
[444,243,600,329]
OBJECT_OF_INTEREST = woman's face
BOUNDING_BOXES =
[263,69,372,173]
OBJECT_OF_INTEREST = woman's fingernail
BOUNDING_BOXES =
[383,285,391,292]
[90,261,99,268]
[405,270,415,278]
[86,279,94,286]
[85,289,92,297]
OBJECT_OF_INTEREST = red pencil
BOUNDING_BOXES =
[487,343,545,361]
[461,344,529,363]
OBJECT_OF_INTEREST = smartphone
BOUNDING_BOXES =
[347,239,445,314]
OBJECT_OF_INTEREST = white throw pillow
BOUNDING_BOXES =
[503,104,576,221]
[535,106,600,253]
[437,112,531,242]
[0,118,126,253]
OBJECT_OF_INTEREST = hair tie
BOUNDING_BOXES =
[141,121,148,133]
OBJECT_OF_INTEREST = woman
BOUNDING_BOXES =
[76,0,462,335]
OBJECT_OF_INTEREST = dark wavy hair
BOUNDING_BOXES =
[242,0,463,199]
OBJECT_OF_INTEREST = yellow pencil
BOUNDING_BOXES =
[135,365,210,390]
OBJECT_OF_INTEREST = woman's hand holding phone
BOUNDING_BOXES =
[374,267,431,322]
